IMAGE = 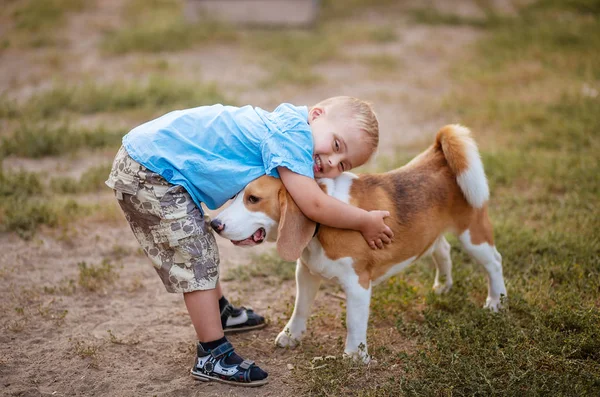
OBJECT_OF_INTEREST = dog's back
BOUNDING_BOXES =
[316,125,493,282]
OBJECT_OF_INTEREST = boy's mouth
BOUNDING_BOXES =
[313,155,323,174]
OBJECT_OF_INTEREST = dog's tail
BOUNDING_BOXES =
[435,124,489,208]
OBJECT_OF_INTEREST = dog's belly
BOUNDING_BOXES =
[302,239,420,288]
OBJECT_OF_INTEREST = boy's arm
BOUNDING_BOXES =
[278,167,393,249]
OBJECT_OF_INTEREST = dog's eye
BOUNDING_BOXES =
[247,195,260,204]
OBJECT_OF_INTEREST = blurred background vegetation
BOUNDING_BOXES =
[0,0,598,395]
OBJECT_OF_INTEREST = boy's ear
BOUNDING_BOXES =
[276,187,316,261]
[309,107,324,122]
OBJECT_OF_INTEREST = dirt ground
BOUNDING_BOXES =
[1,1,485,396]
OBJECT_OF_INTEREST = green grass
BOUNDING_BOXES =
[0,123,123,158]
[50,163,112,194]
[361,54,402,75]
[0,167,94,238]
[292,1,600,394]
[409,6,504,29]
[319,0,398,20]
[247,21,399,86]
[0,77,232,120]
[1,0,86,49]
[101,0,237,54]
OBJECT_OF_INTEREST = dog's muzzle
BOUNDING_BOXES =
[210,219,225,234]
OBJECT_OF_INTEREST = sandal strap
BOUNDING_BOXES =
[210,341,234,359]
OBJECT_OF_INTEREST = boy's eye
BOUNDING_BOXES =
[334,140,340,151]
[247,195,260,204]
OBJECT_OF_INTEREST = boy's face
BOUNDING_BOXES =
[308,107,373,179]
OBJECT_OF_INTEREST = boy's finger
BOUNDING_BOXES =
[384,226,394,238]
[375,239,383,249]
[381,235,392,244]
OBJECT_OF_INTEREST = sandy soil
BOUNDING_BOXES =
[0,1,484,395]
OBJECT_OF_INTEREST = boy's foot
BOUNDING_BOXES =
[220,298,266,334]
[191,341,269,387]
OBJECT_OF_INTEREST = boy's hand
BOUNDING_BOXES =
[361,210,394,249]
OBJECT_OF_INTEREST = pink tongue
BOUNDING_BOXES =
[252,229,263,241]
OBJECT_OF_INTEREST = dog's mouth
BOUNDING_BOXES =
[231,228,266,246]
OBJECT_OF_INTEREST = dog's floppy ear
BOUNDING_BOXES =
[276,187,316,261]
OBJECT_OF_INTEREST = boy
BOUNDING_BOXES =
[106,96,393,387]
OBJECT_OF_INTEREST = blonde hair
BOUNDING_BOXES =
[310,96,379,151]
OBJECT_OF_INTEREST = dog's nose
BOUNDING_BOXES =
[210,219,225,233]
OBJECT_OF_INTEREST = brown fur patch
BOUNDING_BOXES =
[243,176,283,221]
[358,270,370,290]
[436,125,469,175]
[468,204,494,245]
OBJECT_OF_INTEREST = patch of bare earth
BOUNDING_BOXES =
[0,1,484,395]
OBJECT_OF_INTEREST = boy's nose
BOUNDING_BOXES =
[210,219,225,233]
[328,155,340,167]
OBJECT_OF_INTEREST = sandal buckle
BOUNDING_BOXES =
[239,360,254,370]
[203,361,214,373]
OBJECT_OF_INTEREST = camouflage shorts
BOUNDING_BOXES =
[105,146,220,293]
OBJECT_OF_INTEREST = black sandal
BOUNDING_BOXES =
[190,341,268,387]
[221,303,267,334]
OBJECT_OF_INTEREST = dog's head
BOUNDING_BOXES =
[211,176,316,261]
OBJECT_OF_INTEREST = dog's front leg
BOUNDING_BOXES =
[276,259,321,348]
[342,278,372,363]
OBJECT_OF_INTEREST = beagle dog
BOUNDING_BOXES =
[211,125,507,362]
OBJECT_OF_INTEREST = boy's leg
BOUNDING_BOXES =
[185,287,268,385]
[184,288,223,342]
[106,147,267,386]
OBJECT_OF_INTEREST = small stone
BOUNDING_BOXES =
[287,363,294,370]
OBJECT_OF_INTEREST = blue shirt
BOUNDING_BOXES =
[122,103,314,211]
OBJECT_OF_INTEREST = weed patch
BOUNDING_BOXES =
[101,0,237,54]
[2,0,86,49]
[77,260,120,292]
[51,163,112,194]
[1,77,232,120]
[1,123,123,158]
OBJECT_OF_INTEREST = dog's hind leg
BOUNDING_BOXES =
[275,259,321,348]
[432,236,453,294]
[342,274,372,363]
[458,208,507,311]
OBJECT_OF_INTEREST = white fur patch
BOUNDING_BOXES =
[317,172,358,204]
[458,230,507,310]
[453,126,489,208]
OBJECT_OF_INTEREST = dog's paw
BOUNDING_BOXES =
[432,281,452,295]
[275,330,301,348]
[484,295,507,312]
